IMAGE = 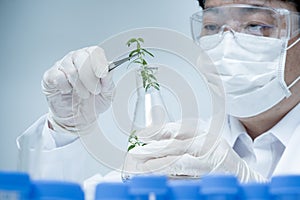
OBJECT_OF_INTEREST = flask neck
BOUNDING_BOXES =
[132,67,172,131]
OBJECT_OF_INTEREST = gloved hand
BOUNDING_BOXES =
[124,119,267,183]
[42,46,114,134]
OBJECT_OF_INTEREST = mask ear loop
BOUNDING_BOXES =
[286,36,300,50]
[287,76,300,89]
[286,35,300,90]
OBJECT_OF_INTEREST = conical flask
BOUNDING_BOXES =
[131,66,172,131]
[121,66,173,181]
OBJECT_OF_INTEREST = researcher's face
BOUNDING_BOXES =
[204,0,299,86]
[204,0,300,121]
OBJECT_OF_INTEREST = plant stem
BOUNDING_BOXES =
[126,37,160,151]
[127,38,159,92]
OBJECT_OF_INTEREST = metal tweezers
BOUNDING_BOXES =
[108,53,138,72]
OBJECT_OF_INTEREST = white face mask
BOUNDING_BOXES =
[201,32,300,118]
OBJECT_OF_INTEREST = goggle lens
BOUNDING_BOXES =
[190,5,300,48]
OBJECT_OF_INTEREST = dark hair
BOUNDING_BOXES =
[197,0,299,11]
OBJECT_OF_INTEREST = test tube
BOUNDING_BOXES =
[128,175,168,200]
[95,182,132,200]
[0,171,31,200]
[168,180,201,200]
[200,174,239,200]
[31,180,84,200]
[239,183,270,200]
[270,175,300,200]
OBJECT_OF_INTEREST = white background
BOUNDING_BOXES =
[0,0,204,171]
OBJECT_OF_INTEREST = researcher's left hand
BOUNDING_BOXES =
[124,119,266,183]
[42,46,114,134]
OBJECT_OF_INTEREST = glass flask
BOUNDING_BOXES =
[121,66,173,182]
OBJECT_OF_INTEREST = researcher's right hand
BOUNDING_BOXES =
[42,46,115,134]
[124,119,266,183]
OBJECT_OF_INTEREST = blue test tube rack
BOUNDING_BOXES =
[1,171,300,200]
[0,171,31,200]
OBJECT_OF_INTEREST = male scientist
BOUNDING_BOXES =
[19,0,300,183]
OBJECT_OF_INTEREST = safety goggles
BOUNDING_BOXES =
[190,4,300,48]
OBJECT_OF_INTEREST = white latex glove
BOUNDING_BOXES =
[125,119,266,183]
[42,46,114,134]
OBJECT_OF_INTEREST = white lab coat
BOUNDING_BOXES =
[16,115,105,183]
[273,124,300,175]
[17,107,300,183]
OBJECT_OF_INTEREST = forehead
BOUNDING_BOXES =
[205,0,297,11]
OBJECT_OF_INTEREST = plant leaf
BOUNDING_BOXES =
[126,38,137,46]
[129,49,140,58]
[142,59,147,65]
[127,144,136,151]
[148,74,157,81]
[137,38,144,43]
[133,60,143,65]
[142,48,154,57]
[154,85,160,90]
[131,130,137,134]
[145,84,151,92]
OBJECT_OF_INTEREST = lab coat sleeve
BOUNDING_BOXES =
[17,114,105,183]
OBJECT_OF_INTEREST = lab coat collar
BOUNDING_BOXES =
[225,103,300,147]
[224,116,247,147]
[268,103,300,147]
